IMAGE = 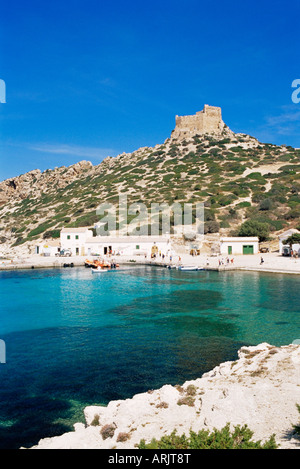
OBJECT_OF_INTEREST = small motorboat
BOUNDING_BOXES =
[91,267,109,273]
[86,257,120,270]
[91,265,120,273]
[178,265,200,271]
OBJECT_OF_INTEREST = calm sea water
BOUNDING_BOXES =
[0,265,299,448]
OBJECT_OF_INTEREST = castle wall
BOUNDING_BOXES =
[172,105,224,139]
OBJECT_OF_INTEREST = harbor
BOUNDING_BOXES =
[1,251,300,275]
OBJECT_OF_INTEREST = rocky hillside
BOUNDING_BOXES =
[1,126,300,255]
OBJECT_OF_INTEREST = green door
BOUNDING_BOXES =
[243,245,254,255]
[228,246,232,255]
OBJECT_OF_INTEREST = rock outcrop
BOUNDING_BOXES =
[29,343,300,449]
[0,160,94,206]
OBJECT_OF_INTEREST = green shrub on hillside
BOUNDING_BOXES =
[43,229,60,239]
[238,219,270,241]
[204,220,220,233]
[246,172,267,185]
[259,198,273,211]
[294,404,300,437]
[284,208,300,220]
[138,424,277,449]
[70,211,101,227]
[283,233,300,246]
[27,221,56,238]
[223,161,247,174]
[237,201,251,208]
[216,194,237,206]
[12,236,26,247]
[220,220,230,228]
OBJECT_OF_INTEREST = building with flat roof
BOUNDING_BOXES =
[59,227,172,258]
[220,237,259,255]
[60,227,93,256]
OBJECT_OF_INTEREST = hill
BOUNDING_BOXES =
[1,106,300,255]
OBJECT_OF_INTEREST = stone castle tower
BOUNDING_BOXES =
[171,105,228,140]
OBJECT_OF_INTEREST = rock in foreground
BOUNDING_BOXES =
[29,343,300,449]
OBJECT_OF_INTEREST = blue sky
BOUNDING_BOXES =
[0,0,300,180]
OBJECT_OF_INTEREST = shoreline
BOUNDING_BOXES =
[1,252,300,275]
[29,342,300,450]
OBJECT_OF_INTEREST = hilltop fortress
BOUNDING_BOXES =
[171,104,231,140]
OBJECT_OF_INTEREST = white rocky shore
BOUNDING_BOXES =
[28,343,300,450]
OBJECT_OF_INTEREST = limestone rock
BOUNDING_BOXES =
[29,343,300,450]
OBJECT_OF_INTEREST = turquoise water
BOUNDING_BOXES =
[0,265,299,448]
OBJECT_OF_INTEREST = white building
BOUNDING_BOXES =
[220,237,259,255]
[35,240,60,256]
[278,229,300,256]
[85,235,171,258]
[60,227,172,258]
[60,228,93,256]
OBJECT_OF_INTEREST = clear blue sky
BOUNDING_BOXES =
[1,0,300,180]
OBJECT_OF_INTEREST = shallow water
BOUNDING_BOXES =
[0,265,299,448]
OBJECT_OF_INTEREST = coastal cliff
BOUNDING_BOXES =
[29,342,300,449]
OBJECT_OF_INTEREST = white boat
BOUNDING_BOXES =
[91,267,120,273]
[178,265,201,271]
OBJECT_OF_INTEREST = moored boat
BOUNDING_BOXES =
[91,267,109,273]
[85,258,119,269]
[177,265,202,271]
